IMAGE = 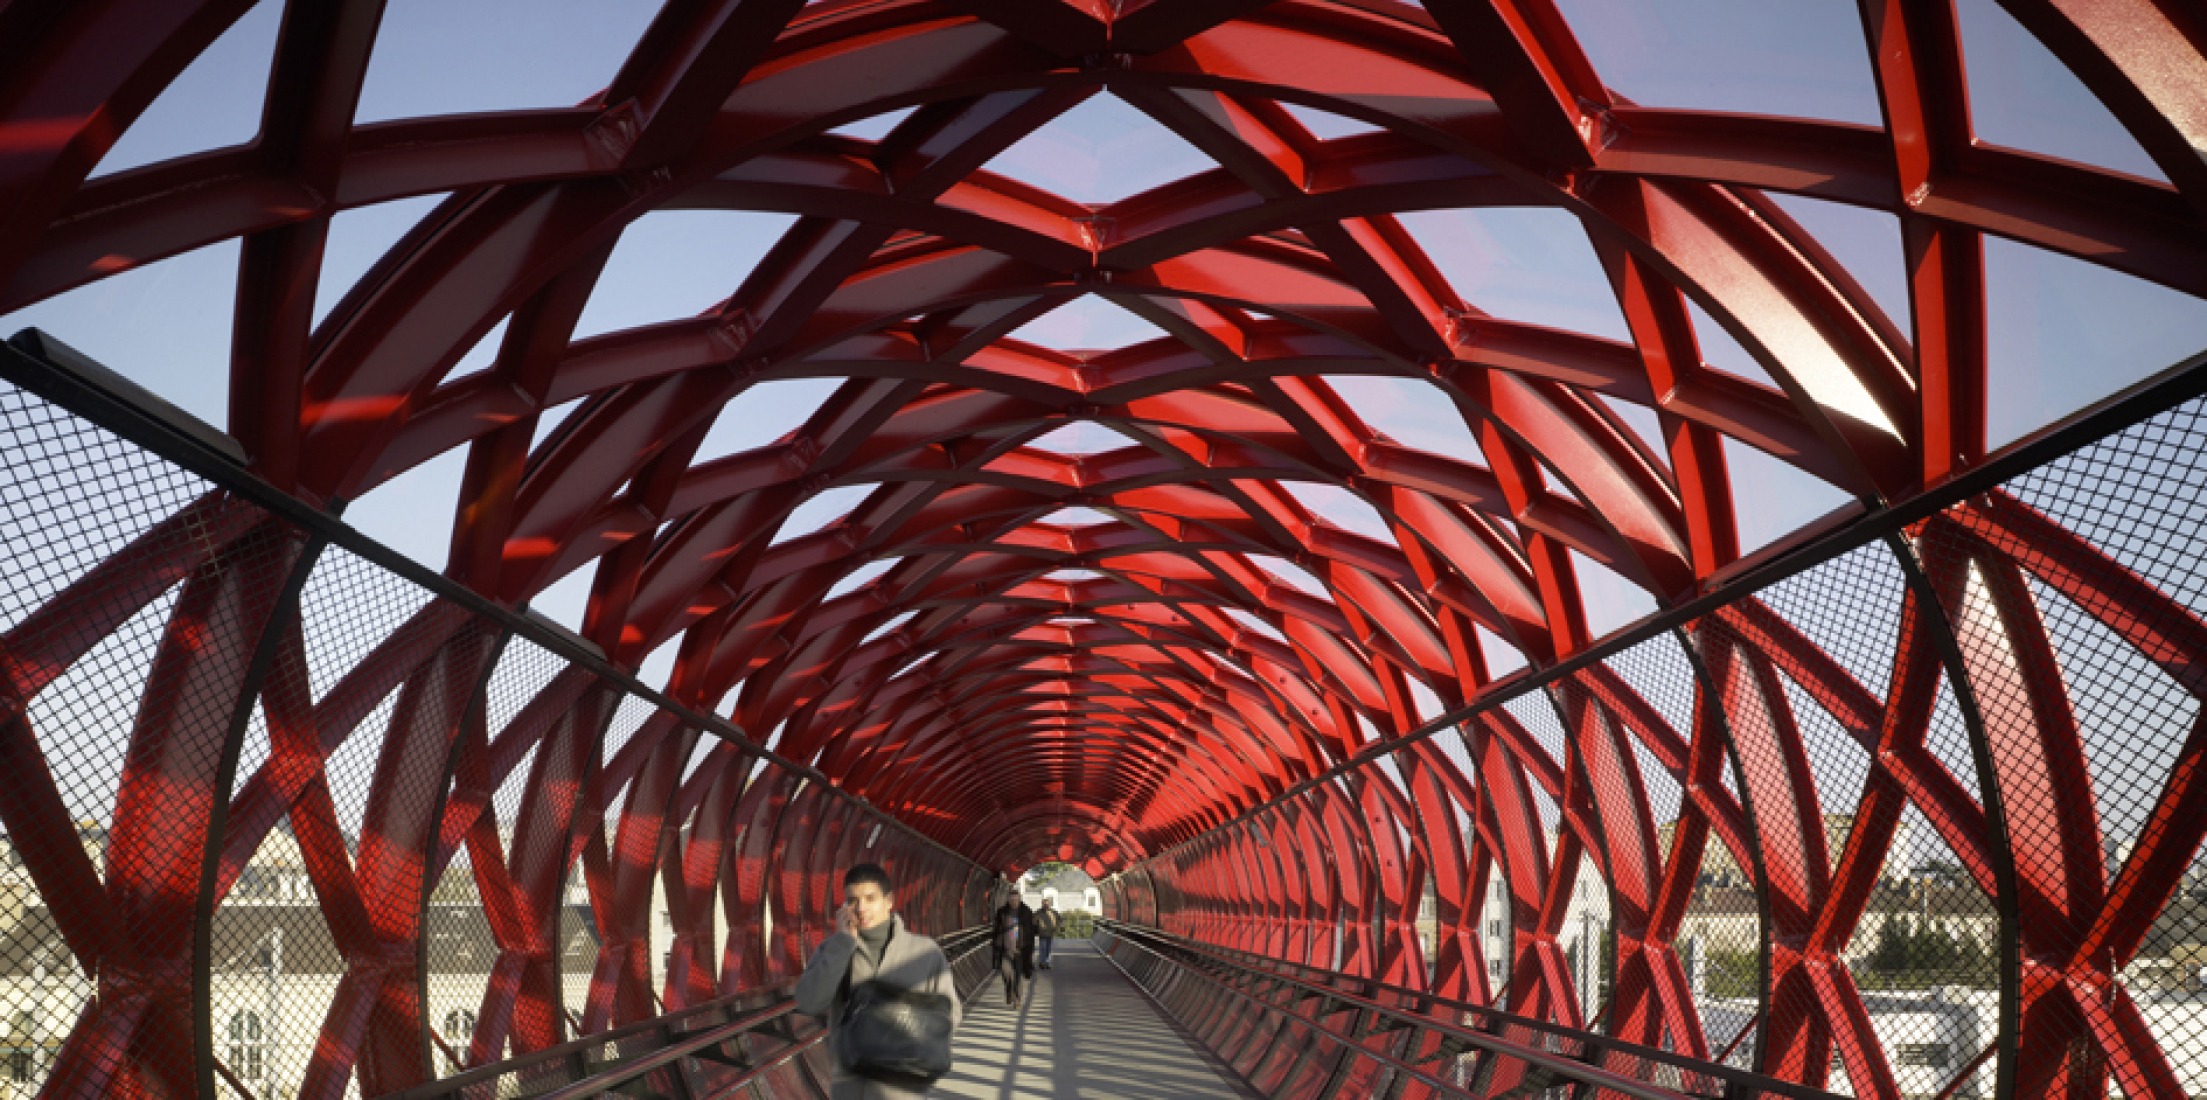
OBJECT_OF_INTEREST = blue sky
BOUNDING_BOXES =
[5,0,2206,652]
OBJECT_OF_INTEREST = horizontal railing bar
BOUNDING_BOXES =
[1104,921,1813,1097]
[390,924,992,1100]
[1102,921,1847,1100]
[696,1029,830,1100]
[530,1002,806,1100]
[378,990,795,1099]
[1096,926,1699,1100]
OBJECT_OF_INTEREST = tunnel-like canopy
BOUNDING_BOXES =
[5,1,2207,1098]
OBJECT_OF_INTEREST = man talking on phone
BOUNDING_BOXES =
[796,863,961,1098]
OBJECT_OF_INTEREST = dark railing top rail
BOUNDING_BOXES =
[385,924,992,1100]
[377,988,798,1100]
[528,1001,807,1100]
[1100,920,1848,1100]
[1096,923,1708,1100]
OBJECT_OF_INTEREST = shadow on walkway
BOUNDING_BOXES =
[931,940,1255,1099]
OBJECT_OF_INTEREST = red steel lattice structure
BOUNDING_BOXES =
[2,0,2207,1097]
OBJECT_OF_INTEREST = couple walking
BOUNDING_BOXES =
[989,894,1062,1007]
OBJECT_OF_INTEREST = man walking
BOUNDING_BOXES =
[1035,897,1060,970]
[796,863,960,1098]
[991,895,1031,1007]
[1016,895,1039,980]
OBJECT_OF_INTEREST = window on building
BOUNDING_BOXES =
[445,1009,476,1043]
[6,1010,34,1083]
[227,1011,264,1081]
[1894,1043,1950,1068]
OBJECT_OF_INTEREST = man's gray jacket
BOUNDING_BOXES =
[794,914,962,1099]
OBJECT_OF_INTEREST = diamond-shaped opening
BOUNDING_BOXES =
[574,210,798,339]
[770,483,872,546]
[1224,606,1287,644]
[484,636,567,737]
[1983,236,2207,451]
[1756,541,1906,700]
[1953,0,2166,182]
[1603,633,1702,771]
[1282,481,1392,540]
[681,734,723,787]
[602,693,657,772]
[1570,550,1659,640]
[1476,623,1528,680]
[342,446,467,572]
[444,313,511,384]
[354,0,660,123]
[1027,420,1135,455]
[1398,208,1632,342]
[2029,572,2200,864]
[314,193,450,327]
[1771,670,1876,879]
[1,238,240,429]
[1324,374,1483,461]
[1039,506,1114,527]
[828,558,896,600]
[295,548,437,703]
[1551,0,1882,125]
[979,92,1218,204]
[635,635,682,693]
[1684,296,1782,389]
[1761,192,1913,334]
[1406,677,1448,726]
[862,610,916,647]
[525,561,596,637]
[1004,294,1170,350]
[1247,554,1328,596]
[694,377,843,464]
[326,686,402,844]
[829,106,918,141]
[1280,101,1380,140]
[1043,568,1106,583]
[1594,393,1666,460]
[92,1,280,178]
[530,396,586,451]
[1722,435,1853,555]
[599,772,635,865]
[25,582,183,851]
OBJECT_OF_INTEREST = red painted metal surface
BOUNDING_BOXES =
[1,0,2206,1096]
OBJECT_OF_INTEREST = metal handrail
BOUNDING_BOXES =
[389,924,994,1100]
[1099,919,1833,1099]
[1098,921,1847,1100]
[1096,925,1690,1100]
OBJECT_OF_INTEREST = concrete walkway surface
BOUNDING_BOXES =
[930,939,1256,1099]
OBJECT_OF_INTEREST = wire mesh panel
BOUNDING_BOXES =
[0,375,313,1098]
[1915,394,2207,1098]
[0,365,978,1099]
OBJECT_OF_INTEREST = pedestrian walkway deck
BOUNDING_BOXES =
[933,939,1254,1099]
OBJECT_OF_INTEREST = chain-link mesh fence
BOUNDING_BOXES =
[0,357,977,1098]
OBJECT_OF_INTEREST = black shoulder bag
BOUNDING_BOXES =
[834,934,955,1083]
